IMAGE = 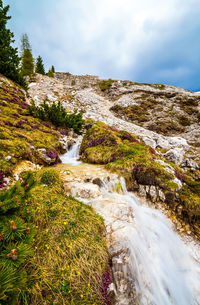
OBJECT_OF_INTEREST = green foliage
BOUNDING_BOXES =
[20,34,34,76]
[46,66,54,77]
[0,1,27,88]
[0,171,36,304]
[99,79,114,91]
[51,65,55,73]
[28,100,84,134]
[35,55,45,75]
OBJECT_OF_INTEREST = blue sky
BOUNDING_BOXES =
[4,0,200,91]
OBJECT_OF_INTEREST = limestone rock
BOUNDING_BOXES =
[181,158,199,171]
[164,148,185,165]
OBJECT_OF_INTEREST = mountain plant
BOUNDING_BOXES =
[20,33,34,76]
[35,55,45,75]
[28,100,84,134]
[0,0,26,88]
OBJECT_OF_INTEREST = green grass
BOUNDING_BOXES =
[0,169,111,304]
[0,74,66,175]
[80,122,200,236]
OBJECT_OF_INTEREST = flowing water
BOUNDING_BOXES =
[59,140,200,305]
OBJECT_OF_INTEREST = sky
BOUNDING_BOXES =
[4,0,200,91]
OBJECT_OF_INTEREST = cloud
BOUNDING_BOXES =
[5,0,200,90]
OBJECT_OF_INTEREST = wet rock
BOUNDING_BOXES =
[67,138,76,149]
[92,177,104,187]
[164,148,185,165]
[59,136,68,153]
[147,186,157,202]
[138,185,146,197]
[68,182,101,199]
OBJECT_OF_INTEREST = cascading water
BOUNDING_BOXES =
[60,141,200,305]
[60,137,82,165]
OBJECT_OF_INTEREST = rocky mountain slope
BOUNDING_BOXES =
[28,73,200,166]
[27,73,200,234]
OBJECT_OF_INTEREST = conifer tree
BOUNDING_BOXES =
[46,67,54,77]
[20,33,34,76]
[36,55,45,75]
[0,0,26,87]
[51,65,55,73]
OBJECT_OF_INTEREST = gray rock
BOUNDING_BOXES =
[143,137,156,149]
[181,159,199,171]
[164,148,185,165]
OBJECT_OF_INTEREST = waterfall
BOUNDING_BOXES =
[60,137,82,165]
[60,141,200,305]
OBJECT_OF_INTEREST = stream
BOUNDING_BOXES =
[58,140,200,305]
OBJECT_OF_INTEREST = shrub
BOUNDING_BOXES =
[99,79,114,91]
[28,100,84,134]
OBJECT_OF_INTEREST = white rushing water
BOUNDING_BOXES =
[61,142,200,305]
[60,137,82,165]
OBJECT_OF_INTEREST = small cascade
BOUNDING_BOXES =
[60,137,82,165]
[58,141,200,305]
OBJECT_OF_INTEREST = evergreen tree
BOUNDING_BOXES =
[35,55,45,75]
[46,67,54,77]
[51,65,55,73]
[20,33,34,76]
[0,0,26,88]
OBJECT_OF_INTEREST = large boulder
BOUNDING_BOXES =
[164,148,185,165]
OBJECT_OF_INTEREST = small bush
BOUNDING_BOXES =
[178,115,191,126]
[28,100,84,134]
[99,79,113,91]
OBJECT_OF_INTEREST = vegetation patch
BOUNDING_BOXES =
[0,75,84,184]
[99,79,114,92]
[0,169,111,304]
[28,100,84,134]
[80,122,200,235]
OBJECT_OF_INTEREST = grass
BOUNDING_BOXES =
[0,168,111,304]
[0,74,68,177]
[80,122,200,236]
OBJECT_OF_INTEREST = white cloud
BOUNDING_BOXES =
[6,0,200,89]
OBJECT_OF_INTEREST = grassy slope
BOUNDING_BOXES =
[0,76,111,304]
[0,74,62,178]
[80,122,200,236]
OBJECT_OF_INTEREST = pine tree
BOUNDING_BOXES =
[35,55,45,75]
[20,33,34,76]
[0,0,26,88]
[51,65,55,73]
[46,67,54,77]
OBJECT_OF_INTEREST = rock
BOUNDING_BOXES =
[158,190,165,202]
[67,138,76,149]
[69,182,101,199]
[5,155,11,161]
[143,137,156,149]
[147,186,157,202]
[68,129,74,137]
[92,178,104,187]
[138,185,146,197]
[37,148,59,165]
[181,158,199,171]
[59,136,68,153]
[164,148,185,165]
